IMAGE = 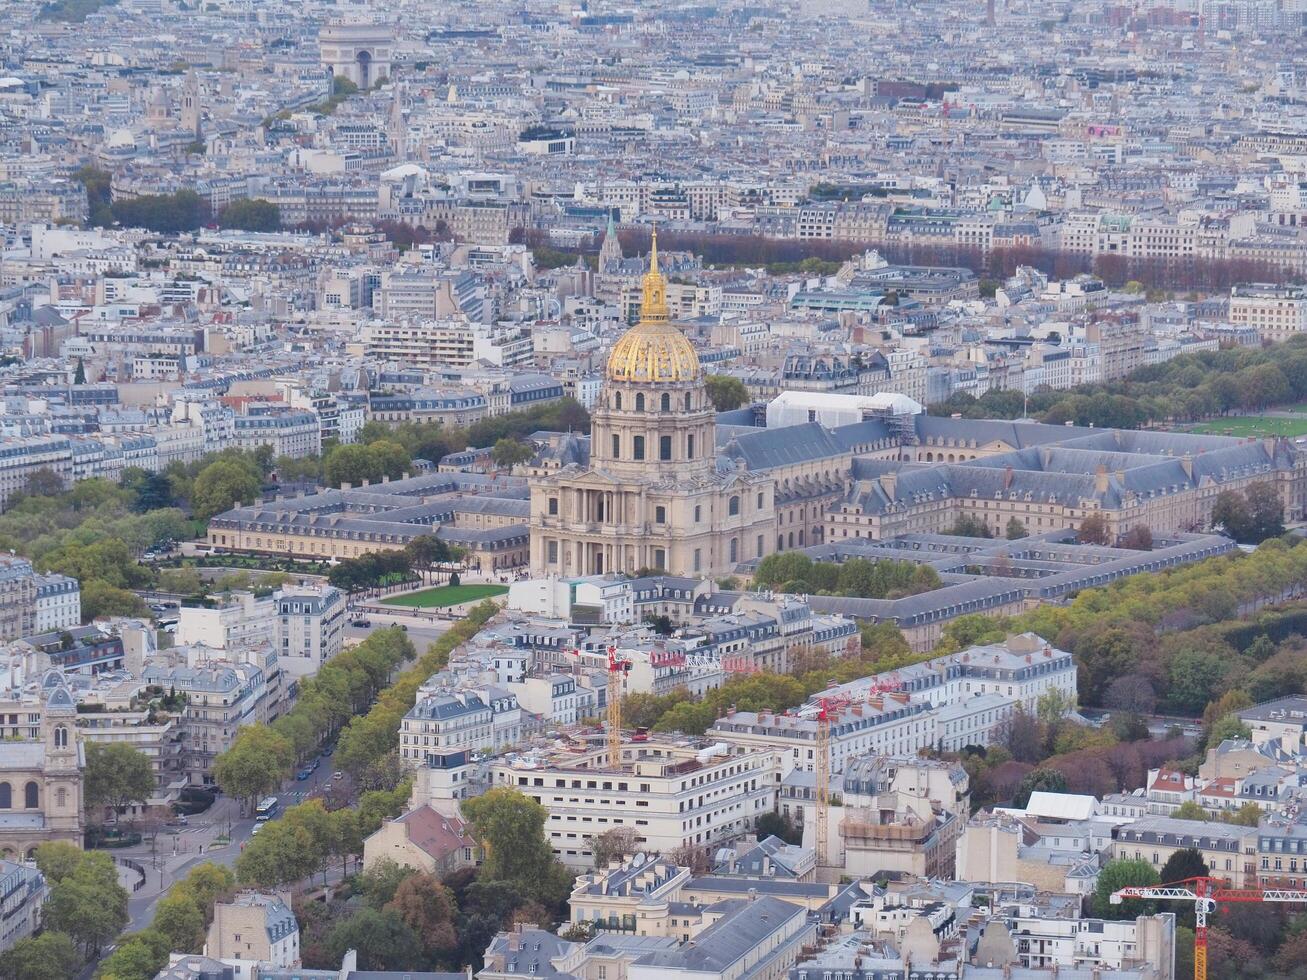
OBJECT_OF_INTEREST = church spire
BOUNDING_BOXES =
[640,229,668,322]
[598,212,623,270]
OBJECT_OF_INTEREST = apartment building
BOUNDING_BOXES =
[0,559,39,642]
[230,408,321,459]
[0,437,73,510]
[507,672,592,727]
[0,861,46,953]
[360,319,516,368]
[400,693,493,767]
[1086,319,1149,380]
[1229,283,1307,343]
[569,857,694,937]
[204,893,300,974]
[1002,907,1175,975]
[367,388,488,426]
[824,633,1077,713]
[274,585,346,678]
[1256,818,1307,888]
[712,634,1074,773]
[492,739,778,869]
[1111,816,1256,886]
[143,662,273,785]
[707,698,937,779]
[83,707,185,797]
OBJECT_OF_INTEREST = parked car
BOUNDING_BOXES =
[332,771,344,781]
[296,769,310,781]
[351,618,371,628]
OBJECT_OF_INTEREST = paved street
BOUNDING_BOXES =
[344,615,454,651]
[118,754,341,932]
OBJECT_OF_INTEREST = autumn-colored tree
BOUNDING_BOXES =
[386,874,458,959]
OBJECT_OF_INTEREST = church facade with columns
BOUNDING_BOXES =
[529,234,776,579]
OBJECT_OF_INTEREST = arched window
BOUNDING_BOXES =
[685,392,692,411]
[633,436,645,460]
[661,393,670,412]
[729,538,738,562]
[757,492,765,508]
[655,506,666,524]
[635,393,645,412]
[0,784,11,809]
[54,726,67,749]
[687,435,695,459]
[777,535,784,551]
[694,505,702,522]
[611,434,620,459]
[729,496,740,516]
[23,782,37,809]
[614,392,622,410]
[659,436,672,461]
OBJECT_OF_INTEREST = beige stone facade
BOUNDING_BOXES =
[531,234,777,579]
[0,675,83,860]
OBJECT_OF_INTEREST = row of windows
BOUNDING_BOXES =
[613,392,693,413]
[610,432,689,462]
[0,782,41,809]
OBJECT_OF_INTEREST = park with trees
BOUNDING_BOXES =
[0,845,130,978]
[751,553,942,599]
[929,333,1307,430]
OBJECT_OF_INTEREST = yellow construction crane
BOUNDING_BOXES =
[606,646,631,770]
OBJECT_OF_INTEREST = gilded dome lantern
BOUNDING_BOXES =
[606,231,701,385]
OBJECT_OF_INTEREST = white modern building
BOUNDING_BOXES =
[177,586,344,678]
[176,592,275,652]
[765,390,923,430]
[491,739,779,869]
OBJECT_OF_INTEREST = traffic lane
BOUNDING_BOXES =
[344,619,453,650]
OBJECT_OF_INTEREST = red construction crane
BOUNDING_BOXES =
[1112,876,1307,980]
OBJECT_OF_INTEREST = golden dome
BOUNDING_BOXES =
[606,230,701,384]
[608,319,701,384]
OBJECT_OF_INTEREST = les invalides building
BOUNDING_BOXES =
[529,234,776,578]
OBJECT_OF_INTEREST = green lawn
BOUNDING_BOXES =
[1190,416,1307,438]
[381,584,508,608]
